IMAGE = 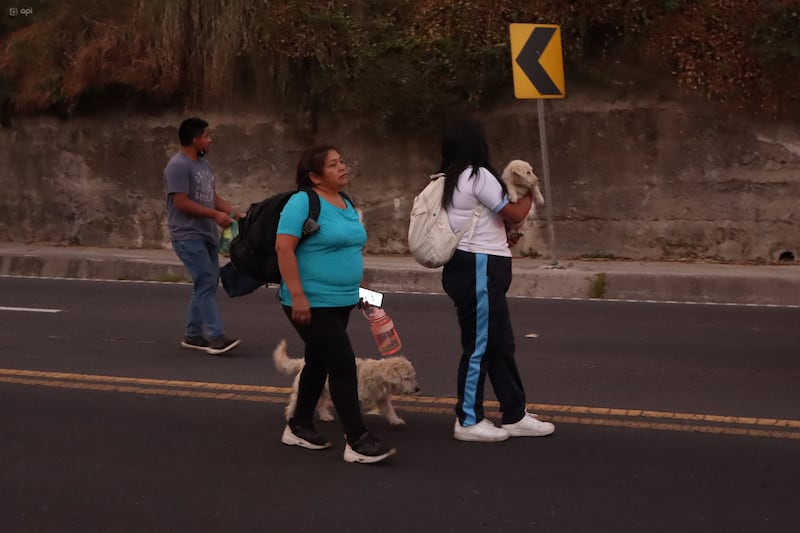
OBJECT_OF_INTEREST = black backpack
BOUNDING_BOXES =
[230,188,321,284]
[220,188,352,297]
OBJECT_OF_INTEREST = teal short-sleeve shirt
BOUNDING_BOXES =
[277,191,366,308]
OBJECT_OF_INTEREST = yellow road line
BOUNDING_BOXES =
[0,376,288,404]
[2,368,799,439]
[0,368,288,394]
[393,396,800,430]
[552,415,800,440]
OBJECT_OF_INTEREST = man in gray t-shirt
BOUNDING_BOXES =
[165,153,218,244]
[164,117,244,355]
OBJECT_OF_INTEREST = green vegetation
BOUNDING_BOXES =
[158,274,190,284]
[582,252,617,259]
[590,272,608,299]
[520,247,542,258]
[1,0,798,130]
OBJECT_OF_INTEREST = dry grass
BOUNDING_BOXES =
[1,0,798,126]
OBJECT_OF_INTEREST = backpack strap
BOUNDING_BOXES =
[339,191,354,208]
[463,204,484,239]
[433,174,483,239]
[299,187,321,237]
[297,188,355,238]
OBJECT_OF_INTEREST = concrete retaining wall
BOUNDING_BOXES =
[1,94,798,263]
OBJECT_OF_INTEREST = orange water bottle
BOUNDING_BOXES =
[362,304,402,356]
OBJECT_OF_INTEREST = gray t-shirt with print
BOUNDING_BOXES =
[164,152,218,244]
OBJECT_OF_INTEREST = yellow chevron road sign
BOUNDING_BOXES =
[510,23,565,99]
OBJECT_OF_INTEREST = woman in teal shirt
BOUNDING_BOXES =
[275,145,395,464]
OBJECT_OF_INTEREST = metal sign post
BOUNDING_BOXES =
[537,99,557,264]
[509,23,565,265]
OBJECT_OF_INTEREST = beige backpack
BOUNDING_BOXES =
[407,173,483,268]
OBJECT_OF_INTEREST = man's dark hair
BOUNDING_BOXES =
[178,117,209,146]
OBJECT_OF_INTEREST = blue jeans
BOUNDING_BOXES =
[172,239,224,340]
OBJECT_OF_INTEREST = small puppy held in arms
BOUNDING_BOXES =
[272,340,420,427]
[500,159,546,238]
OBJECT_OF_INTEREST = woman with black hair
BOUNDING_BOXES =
[276,144,395,464]
[438,117,555,442]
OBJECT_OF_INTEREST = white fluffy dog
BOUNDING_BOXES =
[272,340,420,427]
[501,159,546,233]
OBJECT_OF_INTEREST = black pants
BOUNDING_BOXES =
[282,305,366,440]
[442,250,527,426]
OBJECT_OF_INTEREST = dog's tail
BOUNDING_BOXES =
[272,339,305,375]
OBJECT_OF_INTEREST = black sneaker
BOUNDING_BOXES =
[281,421,332,450]
[206,335,241,355]
[343,432,396,464]
[180,335,209,351]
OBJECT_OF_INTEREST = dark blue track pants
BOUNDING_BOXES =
[442,250,527,426]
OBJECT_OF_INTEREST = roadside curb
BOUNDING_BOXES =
[0,250,188,283]
[1,244,798,306]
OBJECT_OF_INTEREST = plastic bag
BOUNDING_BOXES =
[218,219,239,257]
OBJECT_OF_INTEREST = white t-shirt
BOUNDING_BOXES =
[447,166,511,257]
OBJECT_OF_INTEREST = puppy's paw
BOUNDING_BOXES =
[388,417,406,427]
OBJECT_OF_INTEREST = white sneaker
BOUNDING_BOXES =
[453,418,510,442]
[502,412,555,437]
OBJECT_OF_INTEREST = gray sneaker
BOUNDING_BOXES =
[180,335,209,351]
[206,335,241,355]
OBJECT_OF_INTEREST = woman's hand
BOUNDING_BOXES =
[213,210,232,227]
[291,293,312,325]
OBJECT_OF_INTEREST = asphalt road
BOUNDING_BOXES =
[1,277,799,532]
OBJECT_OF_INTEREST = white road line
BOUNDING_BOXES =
[0,274,186,285]
[0,306,62,313]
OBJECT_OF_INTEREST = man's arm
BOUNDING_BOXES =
[172,192,231,227]
[214,194,245,220]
